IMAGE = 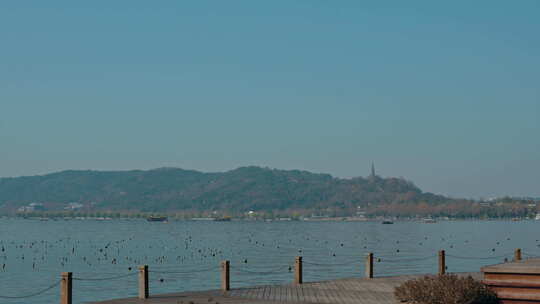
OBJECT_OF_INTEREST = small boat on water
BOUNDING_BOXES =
[382,220,394,224]
[423,218,436,223]
[535,214,540,220]
[191,217,216,221]
[147,216,168,222]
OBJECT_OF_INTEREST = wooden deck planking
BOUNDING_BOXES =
[302,282,315,303]
[271,285,279,302]
[341,279,363,304]
[260,285,268,300]
[91,272,479,304]
[329,281,346,304]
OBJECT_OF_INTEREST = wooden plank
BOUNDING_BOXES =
[270,285,279,302]
[491,286,540,301]
[260,285,268,300]
[254,285,261,300]
[266,285,273,301]
[342,279,366,304]
[484,273,540,287]
[326,280,342,304]
[500,300,540,304]
[292,284,298,302]
[298,284,305,302]
[320,282,334,304]
[310,282,322,303]
[264,285,271,301]
[303,284,316,303]
[287,284,293,302]
[319,282,330,303]
[355,287,378,304]
[300,284,309,302]
[333,281,350,304]
[274,286,281,302]
[282,285,288,302]
[313,284,324,303]
[288,285,295,302]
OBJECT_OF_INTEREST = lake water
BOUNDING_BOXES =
[0,218,538,304]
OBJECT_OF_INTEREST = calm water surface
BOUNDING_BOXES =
[0,219,538,304]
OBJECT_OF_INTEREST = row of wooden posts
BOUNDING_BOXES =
[58,249,524,304]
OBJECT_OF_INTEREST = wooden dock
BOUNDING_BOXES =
[91,272,481,304]
[482,258,540,303]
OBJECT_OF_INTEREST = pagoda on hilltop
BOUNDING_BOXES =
[368,162,378,180]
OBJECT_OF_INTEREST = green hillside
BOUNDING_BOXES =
[0,166,450,213]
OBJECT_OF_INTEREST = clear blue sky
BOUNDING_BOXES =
[1,1,539,198]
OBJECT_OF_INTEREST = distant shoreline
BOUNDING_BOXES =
[1,215,536,222]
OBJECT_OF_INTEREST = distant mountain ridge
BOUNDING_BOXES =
[0,166,451,212]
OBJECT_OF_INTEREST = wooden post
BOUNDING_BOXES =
[515,248,522,261]
[365,253,373,279]
[60,272,72,304]
[294,256,303,285]
[221,260,230,291]
[438,250,446,275]
[138,265,149,299]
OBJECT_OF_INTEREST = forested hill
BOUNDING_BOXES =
[0,166,450,212]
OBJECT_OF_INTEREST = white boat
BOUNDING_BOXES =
[535,214,540,220]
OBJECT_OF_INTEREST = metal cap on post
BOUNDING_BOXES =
[365,253,373,279]
[138,265,149,299]
[438,250,446,275]
[515,248,522,261]
[221,260,230,291]
[61,272,72,304]
[294,256,303,285]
